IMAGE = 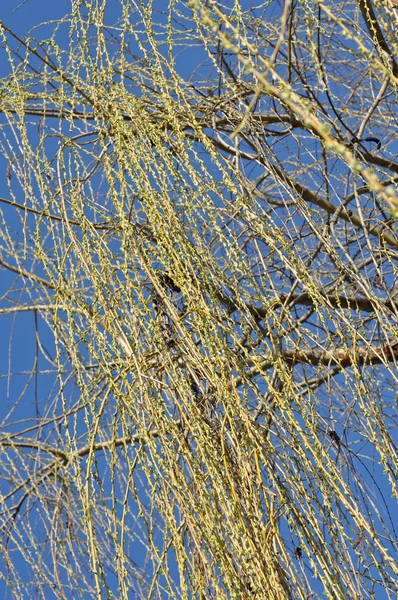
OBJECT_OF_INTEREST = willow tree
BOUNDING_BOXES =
[0,0,397,598]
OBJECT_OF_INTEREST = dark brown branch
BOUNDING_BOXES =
[281,339,398,367]
[213,287,393,320]
[241,340,398,380]
[358,0,398,79]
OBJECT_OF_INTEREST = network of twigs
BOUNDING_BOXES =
[0,1,398,598]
